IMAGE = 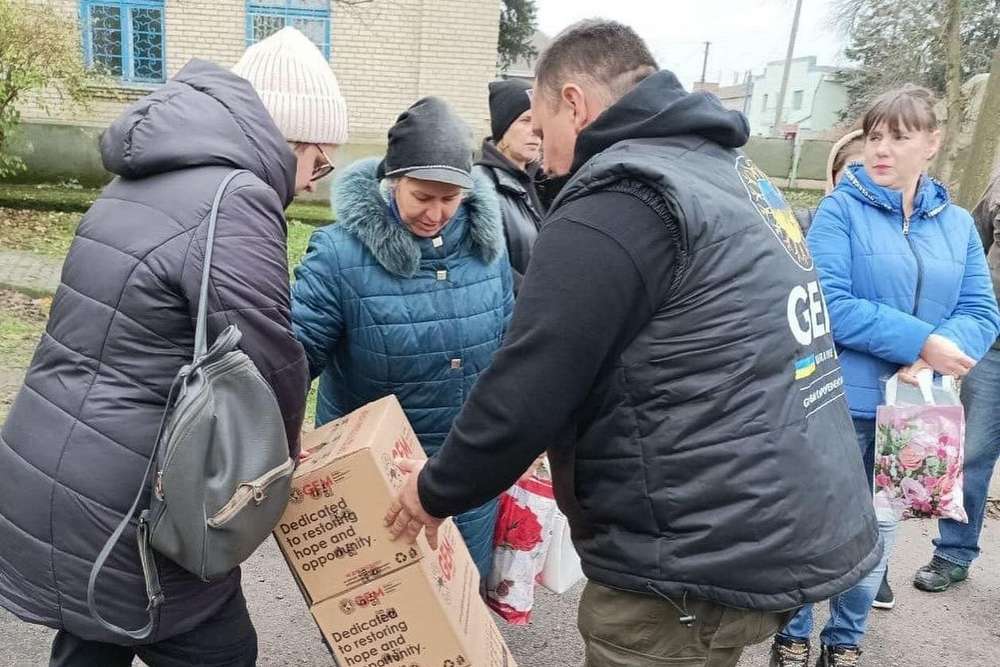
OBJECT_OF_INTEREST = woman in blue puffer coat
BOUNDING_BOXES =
[291,97,513,578]
[772,86,1000,666]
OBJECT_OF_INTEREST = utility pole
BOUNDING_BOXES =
[772,0,804,137]
[700,41,711,83]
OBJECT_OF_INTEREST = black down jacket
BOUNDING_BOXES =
[0,59,309,643]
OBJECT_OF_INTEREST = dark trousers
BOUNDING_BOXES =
[49,588,257,667]
[578,581,794,667]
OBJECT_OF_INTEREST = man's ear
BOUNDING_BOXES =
[561,83,592,134]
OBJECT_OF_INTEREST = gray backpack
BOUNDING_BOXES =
[87,170,294,640]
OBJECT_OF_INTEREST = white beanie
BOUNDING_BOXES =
[233,27,349,145]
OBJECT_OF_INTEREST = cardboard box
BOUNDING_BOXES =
[274,396,428,605]
[311,519,516,667]
[278,396,517,665]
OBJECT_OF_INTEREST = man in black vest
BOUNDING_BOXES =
[387,20,880,666]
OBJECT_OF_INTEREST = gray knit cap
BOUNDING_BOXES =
[377,97,473,189]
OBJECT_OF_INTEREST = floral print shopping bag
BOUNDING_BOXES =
[875,372,967,522]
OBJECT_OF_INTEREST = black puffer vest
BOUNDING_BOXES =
[551,132,881,611]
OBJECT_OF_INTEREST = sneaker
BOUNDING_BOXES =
[913,555,969,593]
[871,572,894,610]
[817,644,862,667]
[770,636,810,666]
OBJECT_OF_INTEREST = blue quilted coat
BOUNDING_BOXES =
[808,163,1000,418]
[291,158,513,576]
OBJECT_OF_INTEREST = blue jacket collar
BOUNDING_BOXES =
[838,162,950,218]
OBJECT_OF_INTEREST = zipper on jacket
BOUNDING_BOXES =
[902,212,924,317]
[207,457,295,528]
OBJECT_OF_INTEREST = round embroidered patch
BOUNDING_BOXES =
[735,156,813,271]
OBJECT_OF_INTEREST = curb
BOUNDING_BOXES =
[0,280,56,299]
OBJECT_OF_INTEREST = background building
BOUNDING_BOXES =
[746,56,848,138]
[693,79,753,115]
[11,0,502,186]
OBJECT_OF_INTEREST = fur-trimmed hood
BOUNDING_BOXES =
[333,157,504,277]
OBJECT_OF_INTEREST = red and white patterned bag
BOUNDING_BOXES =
[485,464,558,624]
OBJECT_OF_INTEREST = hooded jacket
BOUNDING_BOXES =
[474,140,544,292]
[795,129,864,233]
[808,163,1000,417]
[418,70,881,612]
[290,157,513,576]
[0,60,309,643]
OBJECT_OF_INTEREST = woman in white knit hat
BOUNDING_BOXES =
[233,26,350,194]
[0,28,347,667]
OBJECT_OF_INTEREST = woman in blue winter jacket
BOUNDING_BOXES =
[771,86,1000,667]
[291,97,514,578]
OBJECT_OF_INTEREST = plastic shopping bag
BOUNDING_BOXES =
[485,466,558,624]
[875,370,967,522]
[538,511,584,594]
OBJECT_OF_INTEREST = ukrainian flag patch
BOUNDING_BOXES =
[794,355,817,380]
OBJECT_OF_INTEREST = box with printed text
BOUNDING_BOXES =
[274,395,517,666]
[311,519,516,667]
[274,395,428,605]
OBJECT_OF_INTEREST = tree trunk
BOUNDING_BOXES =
[957,43,1000,210]
[935,0,964,185]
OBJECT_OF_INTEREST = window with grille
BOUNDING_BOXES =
[80,0,166,84]
[246,1,331,59]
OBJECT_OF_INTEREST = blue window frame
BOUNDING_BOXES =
[246,1,331,59]
[80,0,166,84]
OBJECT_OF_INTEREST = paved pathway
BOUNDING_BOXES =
[1,519,999,666]
[0,249,62,297]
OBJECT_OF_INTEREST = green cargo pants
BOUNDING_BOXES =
[578,582,796,666]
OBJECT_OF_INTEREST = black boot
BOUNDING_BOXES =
[871,569,894,610]
[913,555,969,593]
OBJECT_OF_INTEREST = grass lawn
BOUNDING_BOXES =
[0,291,48,421]
[0,289,317,427]
[0,183,333,224]
[0,208,80,258]
[0,310,44,367]
[783,188,825,211]
[1,206,321,273]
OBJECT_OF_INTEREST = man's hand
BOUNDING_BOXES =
[384,459,445,550]
[921,334,975,377]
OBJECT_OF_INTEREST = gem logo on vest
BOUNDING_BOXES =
[735,156,813,271]
[786,280,831,347]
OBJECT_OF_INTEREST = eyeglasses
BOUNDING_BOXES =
[310,145,335,182]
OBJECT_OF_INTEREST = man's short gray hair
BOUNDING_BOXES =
[534,19,658,107]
